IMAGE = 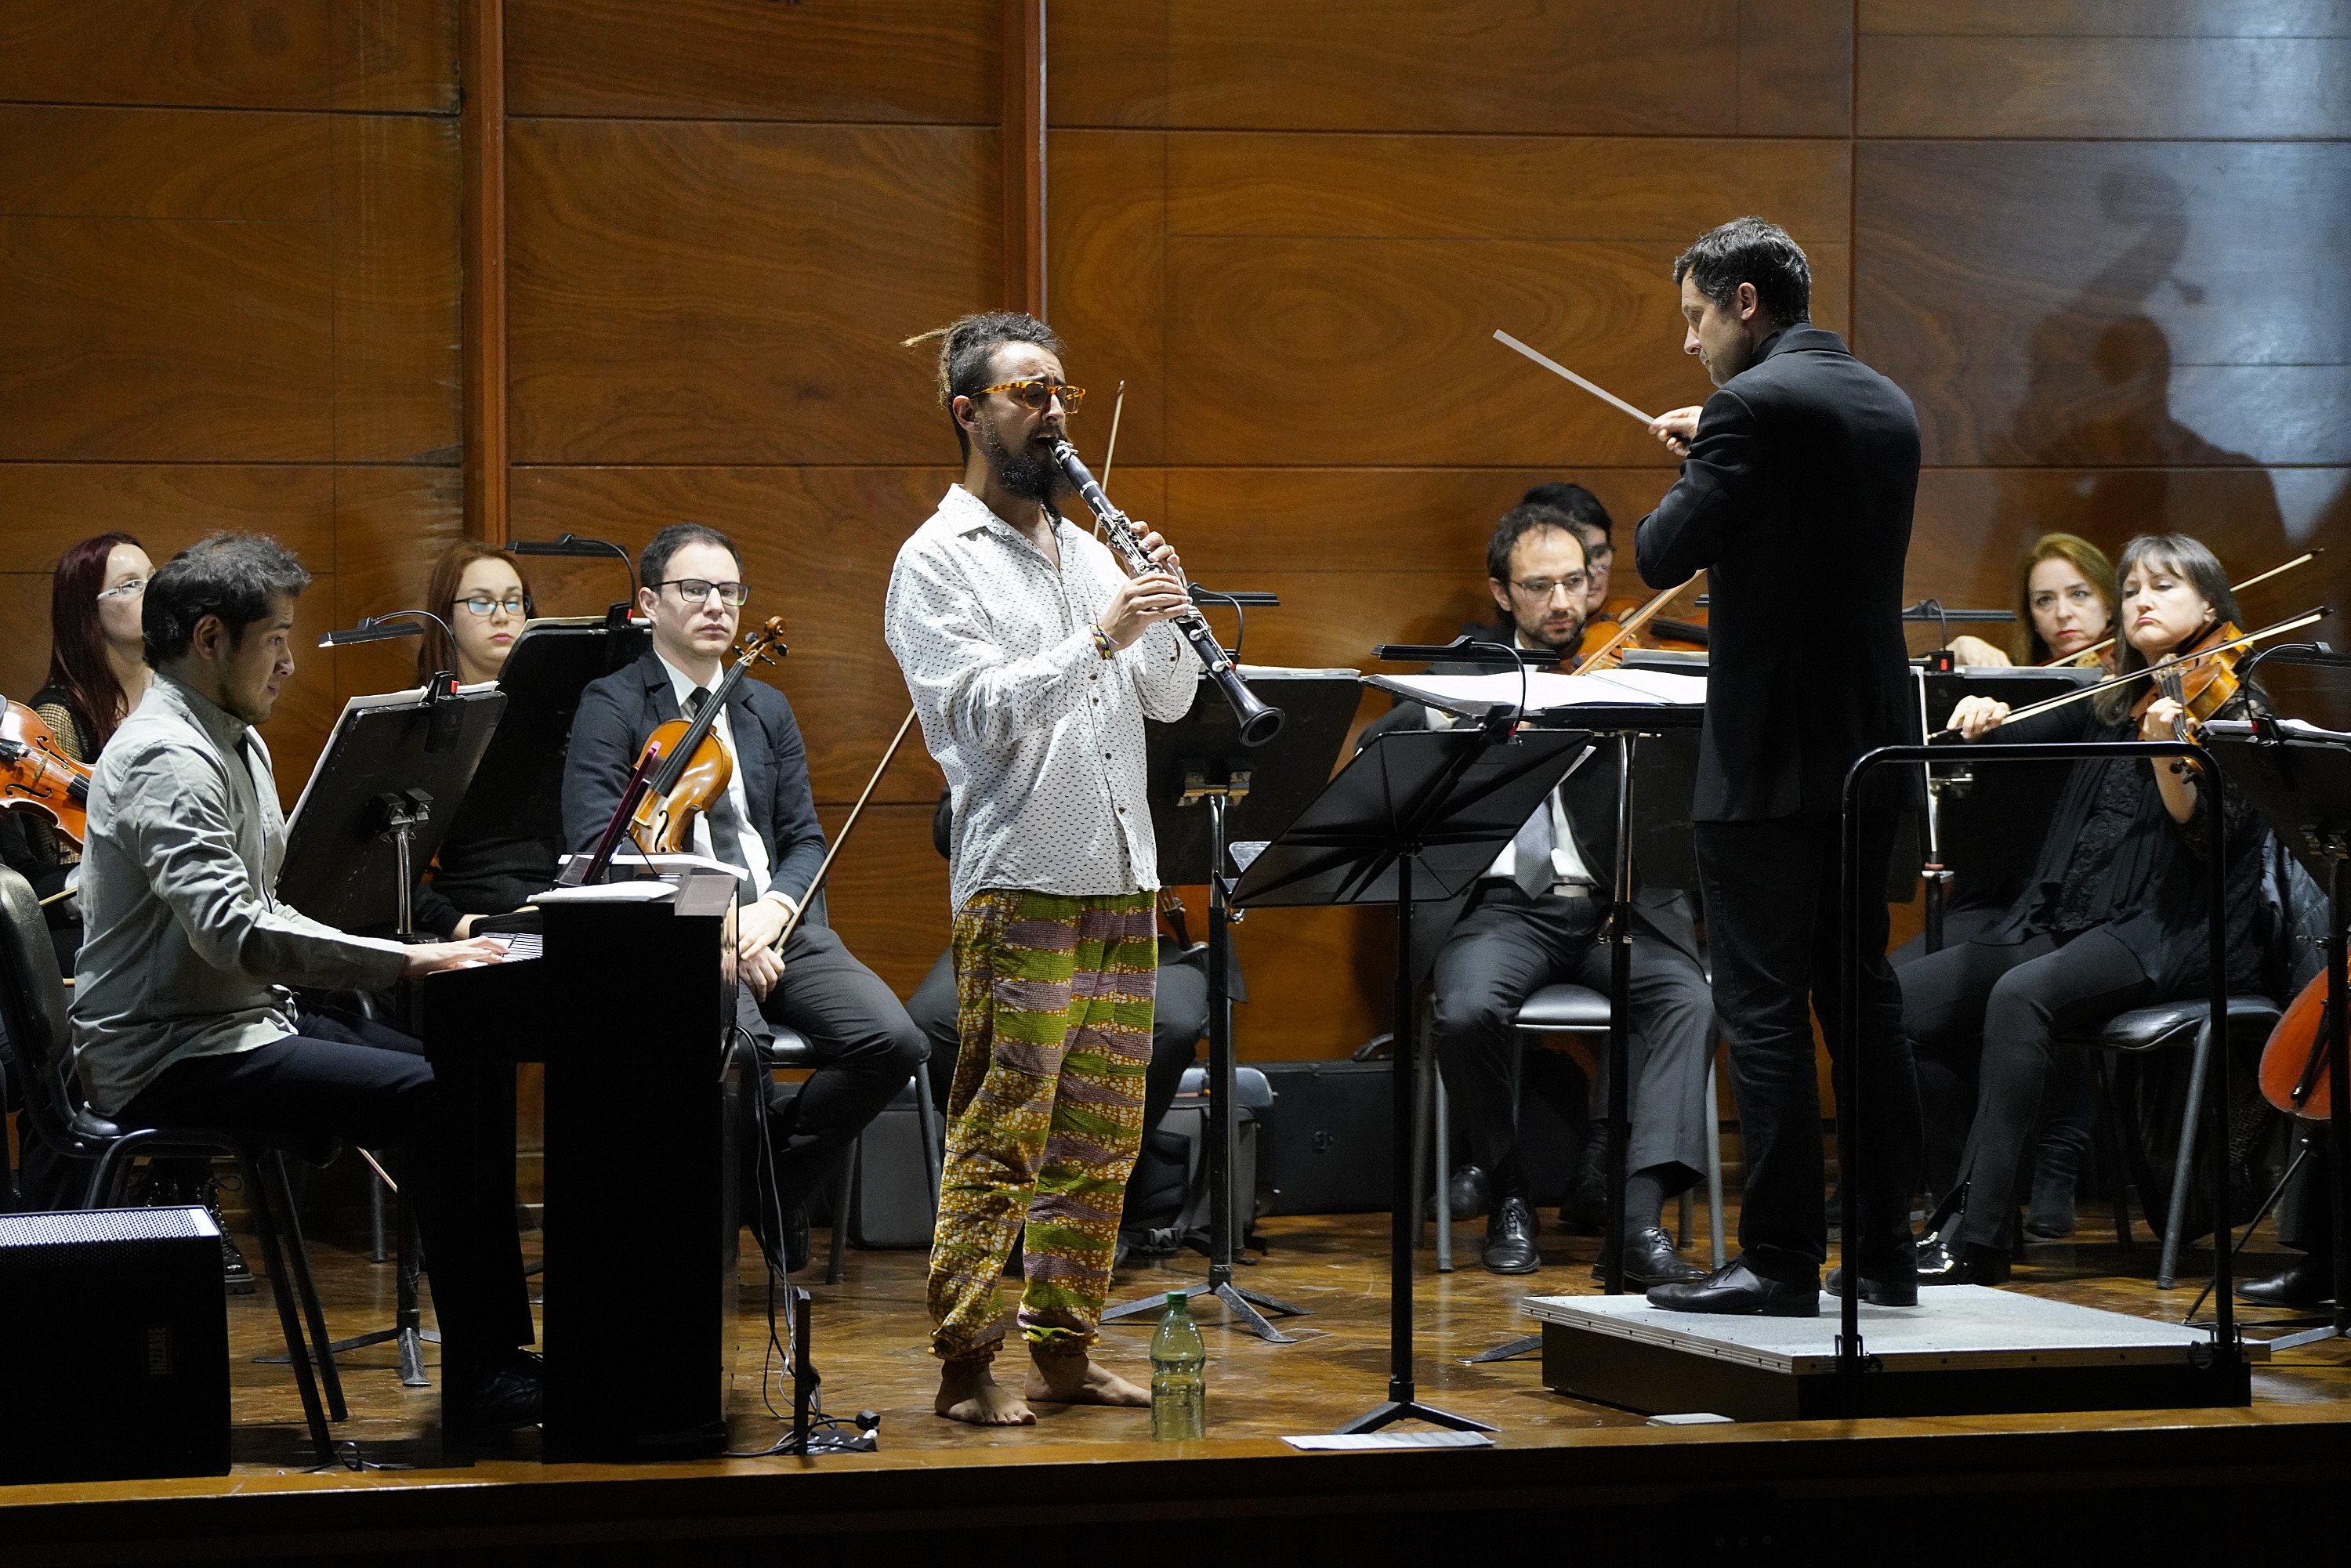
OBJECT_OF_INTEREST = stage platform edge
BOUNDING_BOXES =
[1524,1286,2261,1421]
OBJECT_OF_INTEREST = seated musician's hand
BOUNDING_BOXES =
[737,896,788,955]
[401,936,508,977]
[1948,695,2010,741]
[1947,634,2012,668]
[1649,406,1703,457]
[2139,696,2186,743]
[741,942,784,1001]
[1098,570,1192,650]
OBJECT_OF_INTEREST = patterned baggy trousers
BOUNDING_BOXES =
[927,887,1158,1362]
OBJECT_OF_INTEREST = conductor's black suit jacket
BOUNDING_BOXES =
[1635,326,1918,822]
[560,650,828,905]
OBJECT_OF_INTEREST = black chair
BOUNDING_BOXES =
[2062,993,2284,1288]
[0,867,346,1466]
[755,1025,942,1284]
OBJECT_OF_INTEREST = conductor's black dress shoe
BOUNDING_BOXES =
[1481,1196,1541,1275]
[2239,1255,2335,1307]
[1594,1226,1709,1287]
[1916,1239,2009,1286]
[1646,1257,1819,1316]
[1825,1266,1919,1306]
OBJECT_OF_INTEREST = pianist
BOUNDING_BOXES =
[68,533,542,1431]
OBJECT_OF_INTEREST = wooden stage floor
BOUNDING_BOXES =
[6,1202,2351,1562]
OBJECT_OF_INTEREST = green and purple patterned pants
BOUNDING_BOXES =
[927,887,1158,1363]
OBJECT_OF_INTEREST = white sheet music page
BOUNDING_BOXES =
[1371,667,1704,720]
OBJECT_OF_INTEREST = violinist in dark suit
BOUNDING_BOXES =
[562,522,923,1270]
[1634,217,1922,1316]
[1362,502,1716,1285]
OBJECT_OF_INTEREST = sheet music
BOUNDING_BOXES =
[1371,667,1704,719]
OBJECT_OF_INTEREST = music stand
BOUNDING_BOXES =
[439,615,650,851]
[1230,721,1592,1432]
[1101,669,1360,1342]
[2201,665,2351,1347]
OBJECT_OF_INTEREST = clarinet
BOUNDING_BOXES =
[1051,439,1284,748]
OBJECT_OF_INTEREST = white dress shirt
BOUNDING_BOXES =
[652,652,792,914]
[885,484,1199,908]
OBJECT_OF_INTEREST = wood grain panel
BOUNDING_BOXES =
[259,570,344,808]
[1736,0,1853,136]
[1053,0,1741,133]
[331,112,462,462]
[0,575,56,714]
[1230,904,1389,1061]
[1858,35,2351,139]
[328,464,465,697]
[814,802,952,998]
[504,0,995,122]
[1863,0,2351,33]
[1857,141,2351,467]
[0,465,335,570]
[1161,133,1850,242]
[505,121,998,465]
[0,2,451,113]
[1162,236,1848,467]
[505,464,964,804]
[1046,132,1169,469]
[0,215,332,461]
[0,107,329,221]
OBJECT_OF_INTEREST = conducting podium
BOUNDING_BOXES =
[421,867,750,1466]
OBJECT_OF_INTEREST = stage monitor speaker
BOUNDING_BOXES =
[0,1207,230,1483]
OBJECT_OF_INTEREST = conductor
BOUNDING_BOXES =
[1632,218,1923,1316]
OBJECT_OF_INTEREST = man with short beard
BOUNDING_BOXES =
[886,312,1199,1427]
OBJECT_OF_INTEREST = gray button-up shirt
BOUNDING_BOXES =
[71,675,408,1115]
[885,484,1198,909]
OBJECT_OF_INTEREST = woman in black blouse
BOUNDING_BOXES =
[1900,534,2273,1286]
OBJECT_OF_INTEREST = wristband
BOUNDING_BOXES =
[1090,622,1118,659]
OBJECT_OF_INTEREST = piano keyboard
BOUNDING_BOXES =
[491,932,544,962]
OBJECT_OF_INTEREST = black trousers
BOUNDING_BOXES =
[1694,813,1916,1283]
[1900,925,2154,1251]
[748,920,927,1213]
[119,1012,533,1349]
[1429,883,1714,1193]
[907,942,1212,1145]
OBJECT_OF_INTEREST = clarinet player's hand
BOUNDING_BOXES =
[1098,563,1192,650]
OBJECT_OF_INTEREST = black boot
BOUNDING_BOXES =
[196,1171,257,1296]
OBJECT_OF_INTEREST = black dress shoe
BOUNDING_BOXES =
[2239,1255,2335,1307]
[1559,1135,1607,1233]
[1917,1240,2009,1286]
[1646,1257,1819,1317]
[467,1349,545,1432]
[1825,1266,1919,1306]
[1444,1164,1491,1222]
[1481,1196,1541,1275]
[1596,1226,1708,1287]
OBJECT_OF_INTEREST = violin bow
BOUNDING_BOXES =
[2047,549,2323,668]
[1100,380,1128,489]
[774,705,920,950]
[1492,330,1657,425]
[1570,571,1703,675]
[1936,607,2328,741]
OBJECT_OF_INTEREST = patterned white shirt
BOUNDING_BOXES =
[885,484,1198,909]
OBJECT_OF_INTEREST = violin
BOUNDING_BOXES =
[2259,966,2341,1121]
[1571,575,1704,675]
[625,617,788,856]
[2128,618,2246,740]
[0,700,92,848]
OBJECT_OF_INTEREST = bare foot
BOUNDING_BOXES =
[936,1359,1035,1426]
[1023,1349,1150,1407]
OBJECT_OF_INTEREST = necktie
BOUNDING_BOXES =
[1511,790,1556,897]
[683,686,756,893]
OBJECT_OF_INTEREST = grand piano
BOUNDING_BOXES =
[420,867,751,1465]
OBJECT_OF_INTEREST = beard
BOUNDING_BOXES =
[976,413,1070,503]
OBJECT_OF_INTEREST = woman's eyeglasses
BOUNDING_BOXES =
[456,593,531,617]
[95,578,148,602]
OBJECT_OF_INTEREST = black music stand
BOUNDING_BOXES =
[1100,669,1359,1342]
[1231,722,1591,1432]
[438,616,650,853]
[2201,662,2351,1346]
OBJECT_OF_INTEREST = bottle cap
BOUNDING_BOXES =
[1166,1291,1186,1309]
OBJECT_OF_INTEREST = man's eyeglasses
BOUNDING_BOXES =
[1510,574,1591,599]
[96,578,148,602]
[659,578,752,608]
[978,378,1086,414]
[456,592,531,617]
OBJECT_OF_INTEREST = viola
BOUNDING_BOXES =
[2260,965,2339,1121]
[2128,618,2246,740]
[0,700,92,847]
[626,617,788,856]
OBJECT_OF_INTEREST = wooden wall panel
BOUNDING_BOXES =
[816,803,952,997]
[331,114,462,462]
[505,121,999,465]
[0,1,452,113]
[0,107,330,221]
[1045,132,1170,469]
[505,0,997,123]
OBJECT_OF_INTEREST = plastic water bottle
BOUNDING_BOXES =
[1150,1290,1207,1440]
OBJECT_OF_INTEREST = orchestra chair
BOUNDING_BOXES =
[0,867,345,1466]
[2060,994,2285,1289]
[1418,982,1727,1273]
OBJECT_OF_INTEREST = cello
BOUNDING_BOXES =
[625,617,788,856]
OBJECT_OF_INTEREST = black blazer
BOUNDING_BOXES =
[560,651,828,905]
[1635,326,1918,822]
